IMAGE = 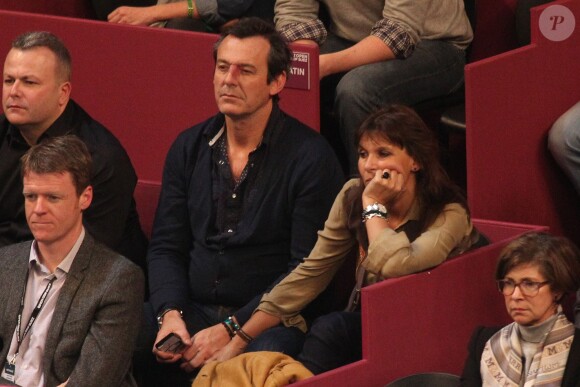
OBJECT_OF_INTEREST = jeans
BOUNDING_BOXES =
[548,101,580,195]
[297,311,362,375]
[133,302,305,387]
[320,35,466,175]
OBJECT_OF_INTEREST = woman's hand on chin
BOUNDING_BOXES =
[362,169,405,206]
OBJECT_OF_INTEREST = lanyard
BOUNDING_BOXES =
[9,272,56,365]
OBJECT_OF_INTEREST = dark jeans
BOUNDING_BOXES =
[297,311,362,375]
[133,302,305,387]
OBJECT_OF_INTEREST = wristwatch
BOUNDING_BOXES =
[156,308,183,329]
[362,202,388,222]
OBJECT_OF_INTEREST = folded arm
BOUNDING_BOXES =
[108,2,192,25]
[108,0,258,27]
[363,203,471,279]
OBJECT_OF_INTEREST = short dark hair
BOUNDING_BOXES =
[12,31,72,82]
[355,105,469,231]
[213,17,291,100]
[21,135,92,196]
[496,232,580,302]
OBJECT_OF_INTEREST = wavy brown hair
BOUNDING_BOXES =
[355,105,469,231]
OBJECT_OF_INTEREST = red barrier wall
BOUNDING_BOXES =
[466,0,580,246]
[0,0,95,18]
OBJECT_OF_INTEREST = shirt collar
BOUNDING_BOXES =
[29,227,85,278]
[37,100,75,141]
[208,125,225,147]
[6,100,74,148]
[6,124,28,148]
[205,103,281,148]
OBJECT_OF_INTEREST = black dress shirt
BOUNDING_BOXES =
[0,100,147,272]
[148,104,344,324]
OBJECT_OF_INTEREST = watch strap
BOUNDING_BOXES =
[157,308,183,329]
[362,202,388,222]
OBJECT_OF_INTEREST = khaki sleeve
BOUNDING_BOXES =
[257,180,359,331]
[363,203,471,278]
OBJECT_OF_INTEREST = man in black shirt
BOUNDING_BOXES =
[0,31,147,274]
[139,18,344,386]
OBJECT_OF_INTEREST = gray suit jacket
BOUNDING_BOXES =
[0,233,144,387]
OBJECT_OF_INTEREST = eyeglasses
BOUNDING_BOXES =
[496,279,550,296]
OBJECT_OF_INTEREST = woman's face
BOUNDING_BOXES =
[357,133,418,187]
[502,263,558,326]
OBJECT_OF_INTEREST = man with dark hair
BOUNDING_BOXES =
[0,135,144,387]
[0,31,148,275]
[139,17,343,386]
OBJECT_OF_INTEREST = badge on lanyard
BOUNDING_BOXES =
[2,360,16,382]
[3,272,56,384]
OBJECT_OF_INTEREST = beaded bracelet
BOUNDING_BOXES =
[222,315,241,339]
[224,316,240,330]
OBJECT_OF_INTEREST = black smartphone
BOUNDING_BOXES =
[155,333,187,354]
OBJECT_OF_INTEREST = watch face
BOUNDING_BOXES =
[364,203,387,212]
[362,202,388,222]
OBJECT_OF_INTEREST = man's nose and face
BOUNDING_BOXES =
[213,35,284,120]
[2,47,70,134]
[23,171,92,247]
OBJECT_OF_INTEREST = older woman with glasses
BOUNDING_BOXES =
[460,232,580,386]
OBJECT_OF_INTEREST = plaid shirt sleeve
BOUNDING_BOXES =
[371,18,415,59]
[279,19,328,45]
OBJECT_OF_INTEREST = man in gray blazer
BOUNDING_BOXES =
[0,135,144,387]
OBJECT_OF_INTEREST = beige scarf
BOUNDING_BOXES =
[481,309,574,386]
